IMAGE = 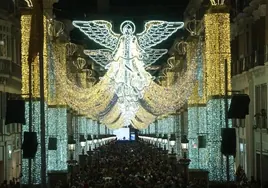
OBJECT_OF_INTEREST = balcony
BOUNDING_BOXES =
[231,51,265,77]
[0,58,21,82]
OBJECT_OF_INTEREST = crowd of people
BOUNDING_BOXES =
[70,141,192,188]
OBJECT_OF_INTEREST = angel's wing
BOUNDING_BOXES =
[137,21,184,49]
[143,49,168,67]
[84,49,113,68]
[73,20,120,50]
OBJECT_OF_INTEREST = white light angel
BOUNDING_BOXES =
[72,20,184,92]
[72,20,184,125]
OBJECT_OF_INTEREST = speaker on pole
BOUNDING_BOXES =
[22,132,38,159]
[48,137,57,150]
[228,94,250,119]
[198,135,207,148]
[5,99,26,125]
[221,128,236,156]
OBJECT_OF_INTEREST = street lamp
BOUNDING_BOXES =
[158,136,163,148]
[87,135,92,152]
[93,135,98,148]
[68,136,76,159]
[79,135,86,155]
[169,134,176,154]
[67,135,77,187]
[181,135,189,159]
[162,134,168,152]
[179,135,191,186]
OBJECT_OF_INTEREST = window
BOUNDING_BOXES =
[0,20,12,60]
[255,84,267,128]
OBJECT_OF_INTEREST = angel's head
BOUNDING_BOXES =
[120,20,136,35]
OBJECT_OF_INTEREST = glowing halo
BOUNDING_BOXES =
[120,20,136,34]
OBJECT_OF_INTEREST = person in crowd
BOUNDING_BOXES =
[69,141,192,188]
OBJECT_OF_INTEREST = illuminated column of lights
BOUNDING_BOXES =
[157,116,175,135]
[78,116,87,153]
[78,116,87,136]
[47,41,56,105]
[47,107,68,171]
[197,106,209,170]
[22,101,46,184]
[21,15,48,99]
[157,118,164,135]
[48,40,67,106]
[174,114,181,156]
[149,122,156,134]
[204,12,231,97]
[206,99,234,181]
[187,38,202,105]
[188,107,201,169]
[99,124,106,134]
[204,8,233,181]
[86,118,94,135]
[92,121,99,135]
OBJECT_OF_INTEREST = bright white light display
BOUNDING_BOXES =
[206,98,234,181]
[188,106,208,169]
[47,107,68,171]
[22,101,44,184]
[148,122,156,134]
[113,128,130,140]
[100,123,106,134]
[22,103,68,184]
[72,20,189,128]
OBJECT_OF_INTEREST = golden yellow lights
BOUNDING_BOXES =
[52,42,114,119]
[143,60,197,116]
[204,13,231,97]
[210,0,225,6]
[187,39,199,105]
[21,15,48,99]
[24,0,33,7]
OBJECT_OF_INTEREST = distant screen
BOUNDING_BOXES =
[130,133,136,141]
[113,128,130,140]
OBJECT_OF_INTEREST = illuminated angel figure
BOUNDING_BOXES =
[73,20,184,125]
[73,20,184,92]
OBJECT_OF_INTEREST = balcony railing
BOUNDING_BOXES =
[231,50,266,77]
[0,58,21,80]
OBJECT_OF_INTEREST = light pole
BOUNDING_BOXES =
[162,134,168,153]
[86,135,93,166]
[169,134,176,154]
[87,135,92,152]
[158,136,163,148]
[93,135,98,149]
[169,134,177,175]
[254,109,266,188]
[179,135,191,187]
[67,136,76,187]
[79,135,86,155]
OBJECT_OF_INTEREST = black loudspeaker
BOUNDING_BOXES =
[22,132,38,159]
[198,136,206,148]
[5,99,26,125]
[228,94,250,119]
[221,128,236,156]
[48,137,57,150]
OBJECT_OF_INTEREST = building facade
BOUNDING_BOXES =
[0,0,22,183]
[231,0,268,184]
